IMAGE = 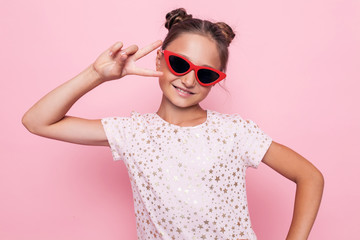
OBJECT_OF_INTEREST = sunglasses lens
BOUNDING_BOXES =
[198,69,220,84]
[169,55,190,73]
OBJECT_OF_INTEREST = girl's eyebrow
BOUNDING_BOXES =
[178,52,215,69]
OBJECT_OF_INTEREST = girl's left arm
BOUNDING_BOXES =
[261,141,324,240]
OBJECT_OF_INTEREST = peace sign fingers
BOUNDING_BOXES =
[122,40,164,77]
[133,40,163,61]
[92,40,164,81]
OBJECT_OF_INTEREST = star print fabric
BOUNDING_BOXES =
[101,110,272,240]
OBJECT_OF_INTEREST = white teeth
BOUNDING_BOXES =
[178,88,189,94]
[175,86,192,94]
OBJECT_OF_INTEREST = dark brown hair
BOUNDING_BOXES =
[162,8,235,72]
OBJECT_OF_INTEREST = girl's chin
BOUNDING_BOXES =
[162,97,198,109]
[172,100,202,109]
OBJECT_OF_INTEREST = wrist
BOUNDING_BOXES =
[88,64,105,85]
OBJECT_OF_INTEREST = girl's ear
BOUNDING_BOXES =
[155,49,162,70]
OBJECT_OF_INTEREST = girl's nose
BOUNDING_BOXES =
[181,70,197,88]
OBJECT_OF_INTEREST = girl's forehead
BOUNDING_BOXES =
[165,33,221,69]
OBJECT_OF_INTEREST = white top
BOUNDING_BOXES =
[101,110,273,240]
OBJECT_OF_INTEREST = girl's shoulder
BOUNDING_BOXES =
[208,109,246,123]
[208,110,263,131]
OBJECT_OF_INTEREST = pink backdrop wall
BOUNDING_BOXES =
[1,0,359,239]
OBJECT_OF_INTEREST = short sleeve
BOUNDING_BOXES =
[241,119,273,168]
[101,116,132,161]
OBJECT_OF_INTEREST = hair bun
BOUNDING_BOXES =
[165,8,193,30]
[215,22,236,46]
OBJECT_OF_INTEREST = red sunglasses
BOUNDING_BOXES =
[161,50,226,86]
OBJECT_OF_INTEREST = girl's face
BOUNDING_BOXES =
[156,33,222,109]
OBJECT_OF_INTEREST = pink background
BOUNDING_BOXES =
[1,0,359,239]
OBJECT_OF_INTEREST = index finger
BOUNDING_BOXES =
[133,40,163,61]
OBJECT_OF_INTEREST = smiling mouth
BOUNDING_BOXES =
[173,85,195,95]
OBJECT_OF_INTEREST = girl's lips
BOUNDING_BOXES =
[172,85,194,95]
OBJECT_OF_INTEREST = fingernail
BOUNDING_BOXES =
[109,51,113,56]
[120,51,126,55]
[120,54,127,60]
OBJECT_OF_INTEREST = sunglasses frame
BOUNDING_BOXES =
[161,49,226,87]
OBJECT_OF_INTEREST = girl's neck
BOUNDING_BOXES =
[156,97,207,127]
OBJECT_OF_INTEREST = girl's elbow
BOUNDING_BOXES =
[304,167,325,190]
[315,169,325,189]
[22,112,40,134]
[22,113,32,132]
[296,164,324,188]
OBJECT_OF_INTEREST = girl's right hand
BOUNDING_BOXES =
[92,40,164,82]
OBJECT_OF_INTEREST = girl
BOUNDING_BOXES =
[22,8,324,240]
